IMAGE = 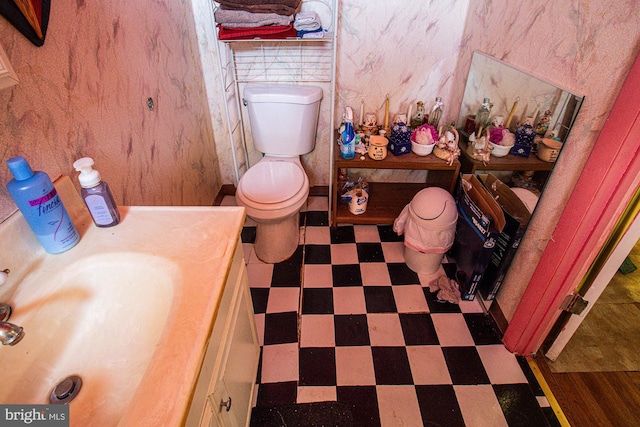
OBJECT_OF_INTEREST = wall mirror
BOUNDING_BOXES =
[452,51,584,302]
[456,51,584,198]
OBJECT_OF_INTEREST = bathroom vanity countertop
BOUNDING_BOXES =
[0,177,246,426]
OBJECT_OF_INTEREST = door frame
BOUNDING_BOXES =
[502,52,640,355]
[545,201,640,360]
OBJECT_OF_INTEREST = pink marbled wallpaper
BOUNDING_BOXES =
[0,0,220,221]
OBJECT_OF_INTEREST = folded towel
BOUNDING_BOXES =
[294,11,321,31]
[297,27,324,39]
[217,23,298,40]
[214,9,293,28]
[218,0,301,16]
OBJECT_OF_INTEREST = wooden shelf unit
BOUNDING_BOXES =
[331,149,460,226]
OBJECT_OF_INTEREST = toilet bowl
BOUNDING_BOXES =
[236,83,322,263]
[236,157,309,263]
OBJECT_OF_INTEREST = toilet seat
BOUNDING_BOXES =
[240,159,305,204]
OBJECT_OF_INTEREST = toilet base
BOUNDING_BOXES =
[253,212,300,263]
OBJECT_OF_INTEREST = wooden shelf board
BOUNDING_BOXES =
[334,182,426,225]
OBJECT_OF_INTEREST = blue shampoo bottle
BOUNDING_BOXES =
[6,156,80,254]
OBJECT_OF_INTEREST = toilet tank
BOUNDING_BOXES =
[243,84,323,155]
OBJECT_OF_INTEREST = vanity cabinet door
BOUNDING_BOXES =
[208,265,260,427]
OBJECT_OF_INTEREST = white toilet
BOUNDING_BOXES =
[236,84,323,263]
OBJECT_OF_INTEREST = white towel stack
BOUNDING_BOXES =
[294,11,323,38]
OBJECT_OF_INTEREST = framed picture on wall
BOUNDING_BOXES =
[0,0,50,47]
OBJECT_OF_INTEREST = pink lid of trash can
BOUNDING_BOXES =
[410,187,457,223]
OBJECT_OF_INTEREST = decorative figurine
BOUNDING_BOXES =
[410,101,426,129]
[433,125,460,166]
[362,112,379,135]
[471,129,492,165]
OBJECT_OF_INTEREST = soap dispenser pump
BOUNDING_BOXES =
[73,157,120,227]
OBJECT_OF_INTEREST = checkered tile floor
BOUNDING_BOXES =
[223,195,560,427]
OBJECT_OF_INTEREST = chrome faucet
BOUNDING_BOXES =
[0,303,24,346]
[0,270,24,346]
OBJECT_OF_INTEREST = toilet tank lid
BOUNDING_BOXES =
[244,84,323,105]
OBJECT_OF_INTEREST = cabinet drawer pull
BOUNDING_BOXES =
[220,397,232,412]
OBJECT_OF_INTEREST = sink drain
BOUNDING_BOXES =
[49,375,82,404]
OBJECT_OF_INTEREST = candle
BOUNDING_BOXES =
[407,104,412,125]
[505,97,519,129]
[359,100,364,127]
[384,96,390,129]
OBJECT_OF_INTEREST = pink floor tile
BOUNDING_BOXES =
[367,313,406,346]
[300,314,336,347]
[406,346,453,385]
[303,264,334,288]
[454,385,509,427]
[247,263,274,288]
[333,287,367,315]
[431,313,476,347]
[353,225,382,242]
[266,288,300,314]
[476,345,528,384]
[331,243,359,264]
[260,343,299,383]
[335,346,376,386]
[376,385,423,427]
[381,241,406,263]
[360,263,392,286]
[392,285,430,313]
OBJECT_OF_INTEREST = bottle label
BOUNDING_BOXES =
[85,194,115,225]
[28,187,58,207]
[26,188,79,253]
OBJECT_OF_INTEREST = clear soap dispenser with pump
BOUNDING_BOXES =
[73,157,120,227]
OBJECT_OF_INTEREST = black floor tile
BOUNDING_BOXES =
[256,347,262,384]
[442,346,491,385]
[517,356,544,396]
[256,381,298,407]
[415,385,466,427]
[424,288,462,313]
[371,346,414,385]
[399,313,440,345]
[331,264,363,287]
[334,314,370,346]
[299,347,337,386]
[263,312,299,345]
[302,288,334,314]
[356,242,385,262]
[241,226,256,243]
[271,262,301,287]
[305,244,332,264]
[250,288,269,314]
[279,245,304,266]
[363,286,397,313]
[493,383,551,427]
[377,225,404,242]
[542,407,563,427]
[387,262,420,285]
[336,386,381,427]
[330,225,355,244]
[464,313,503,345]
[306,211,329,226]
